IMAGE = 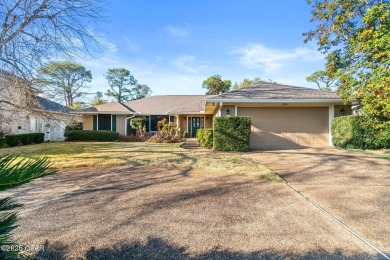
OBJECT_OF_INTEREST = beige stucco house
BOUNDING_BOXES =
[81,83,352,149]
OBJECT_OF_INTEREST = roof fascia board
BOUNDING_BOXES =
[206,98,345,103]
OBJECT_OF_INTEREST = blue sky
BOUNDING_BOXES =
[82,0,325,96]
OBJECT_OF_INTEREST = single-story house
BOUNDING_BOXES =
[0,70,77,141]
[81,83,352,149]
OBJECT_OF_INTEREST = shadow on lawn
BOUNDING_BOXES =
[35,237,379,260]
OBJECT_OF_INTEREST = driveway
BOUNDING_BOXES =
[248,147,390,258]
[2,166,379,259]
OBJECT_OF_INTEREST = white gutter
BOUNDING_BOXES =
[206,98,345,103]
[125,113,140,136]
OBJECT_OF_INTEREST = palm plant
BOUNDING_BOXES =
[0,155,56,259]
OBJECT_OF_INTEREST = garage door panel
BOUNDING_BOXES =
[237,107,329,149]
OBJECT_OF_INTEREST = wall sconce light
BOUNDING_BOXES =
[340,108,346,115]
[206,117,208,120]
[226,109,230,115]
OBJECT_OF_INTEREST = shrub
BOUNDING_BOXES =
[118,135,147,142]
[213,117,251,152]
[196,129,204,141]
[4,133,45,147]
[65,122,83,132]
[197,128,213,148]
[331,116,355,148]
[332,115,389,149]
[0,137,5,148]
[20,134,34,145]
[65,130,119,141]
[130,118,145,129]
[32,133,45,144]
[183,131,190,138]
[376,121,390,149]
[4,134,22,147]
[147,119,183,143]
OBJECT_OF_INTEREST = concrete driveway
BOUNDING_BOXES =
[248,147,390,258]
[2,165,381,259]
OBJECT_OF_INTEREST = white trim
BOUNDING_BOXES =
[166,112,206,115]
[148,116,151,132]
[207,98,345,103]
[81,111,139,115]
[96,114,99,130]
[217,102,223,117]
[234,105,237,116]
[329,105,335,146]
[125,114,136,135]
[110,114,113,131]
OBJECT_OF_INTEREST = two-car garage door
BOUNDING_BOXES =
[237,107,329,149]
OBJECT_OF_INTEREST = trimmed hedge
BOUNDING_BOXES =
[4,134,22,147]
[0,137,5,148]
[65,130,120,141]
[32,133,45,144]
[196,128,213,148]
[213,116,251,152]
[4,133,45,147]
[331,115,390,149]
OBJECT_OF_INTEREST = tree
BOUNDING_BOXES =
[36,61,92,107]
[69,101,87,110]
[232,77,278,90]
[90,97,106,106]
[306,70,336,91]
[0,0,105,79]
[0,0,105,124]
[304,0,390,119]
[105,68,138,103]
[202,75,231,95]
[133,84,152,100]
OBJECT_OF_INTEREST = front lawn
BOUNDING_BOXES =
[342,148,390,160]
[0,142,282,182]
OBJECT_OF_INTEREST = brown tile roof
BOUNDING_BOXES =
[81,102,135,114]
[208,83,342,101]
[124,95,212,115]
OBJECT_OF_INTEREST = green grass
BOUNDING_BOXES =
[342,148,390,160]
[0,142,283,182]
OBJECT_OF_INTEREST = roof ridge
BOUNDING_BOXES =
[119,102,136,113]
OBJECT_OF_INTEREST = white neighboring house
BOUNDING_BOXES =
[2,96,76,141]
[0,71,77,141]
[29,97,76,141]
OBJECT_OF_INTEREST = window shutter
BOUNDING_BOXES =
[93,115,97,130]
[112,115,116,131]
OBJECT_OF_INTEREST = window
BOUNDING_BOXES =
[98,114,111,130]
[169,116,175,123]
[150,115,168,131]
[200,117,204,128]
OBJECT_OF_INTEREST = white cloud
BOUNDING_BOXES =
[172,55,208,74]
[164,24,190,37]
[231,43,324,71]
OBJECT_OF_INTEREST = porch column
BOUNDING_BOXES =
[217,102,223,117]
[176,115,180,129]
[329,105,335,146]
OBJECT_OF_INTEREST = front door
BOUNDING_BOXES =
[191,117,201,137]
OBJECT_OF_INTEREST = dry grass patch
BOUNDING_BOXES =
[0,142,282,182]
[342,148,390,160]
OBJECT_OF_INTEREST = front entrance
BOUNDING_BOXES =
[187,117,204,137]
[191,117,200,137]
